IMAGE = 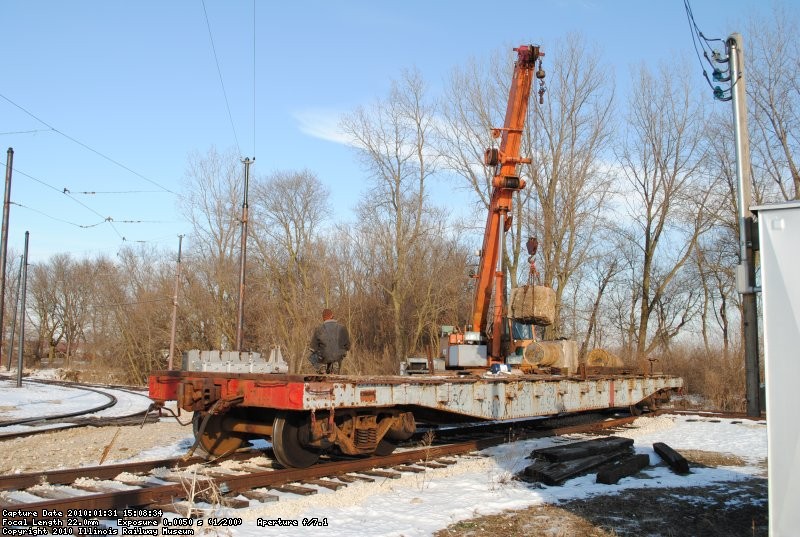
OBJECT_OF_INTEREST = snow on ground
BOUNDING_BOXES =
[192,414,763,537]
[0,377,110,420]
[0,375,767,536]
[0,372,155,434]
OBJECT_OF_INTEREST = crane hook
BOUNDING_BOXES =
[536,58,546,104]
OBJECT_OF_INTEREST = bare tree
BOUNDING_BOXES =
[746,5,800,200]
[617,62,717,359]
[104,245,173,384]
[179,147,242,349]
[249,169,331,372]
[577,255,620,360]
[341,68,438,365]
[522,34,616,338]
[29,261,61,364]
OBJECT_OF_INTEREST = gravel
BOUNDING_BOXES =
[0,419,194,474]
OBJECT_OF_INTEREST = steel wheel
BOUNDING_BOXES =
[192,412,245,457]
[272,413,320,468]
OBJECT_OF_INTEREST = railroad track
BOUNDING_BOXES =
[0,412,641,526]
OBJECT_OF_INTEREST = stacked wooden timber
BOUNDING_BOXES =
[520,437,691,486]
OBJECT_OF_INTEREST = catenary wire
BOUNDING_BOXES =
[0,128,55,136]
[201,0,241,155]
[253,0,257,157]
[10,167,177,241]
[0,93,176,194]
[65,189,164,195]
[9,202,107,229]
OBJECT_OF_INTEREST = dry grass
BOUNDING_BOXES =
[647,345,751,412]
[678,449,747,468]
[436,505,618,537]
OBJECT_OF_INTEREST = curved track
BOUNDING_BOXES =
[0,384,117,427]
[0,377,156,439]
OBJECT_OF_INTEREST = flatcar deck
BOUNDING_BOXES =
[149,370,682,422]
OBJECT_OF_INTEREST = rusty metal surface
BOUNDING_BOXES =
[310,375,682,419]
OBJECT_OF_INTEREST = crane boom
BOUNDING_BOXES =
[472,44,542,362]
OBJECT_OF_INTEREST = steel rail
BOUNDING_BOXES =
[0,452,263,491]
[2,414,640,516]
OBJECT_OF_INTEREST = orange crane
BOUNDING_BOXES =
[453,44,544,367]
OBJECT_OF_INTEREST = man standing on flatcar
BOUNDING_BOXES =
[308,308,351,374]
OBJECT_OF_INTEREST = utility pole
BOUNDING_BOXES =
[727,33,761,417]
[1,148,13,368]
[167,234,184,370]
[236,157,253,352]
[6,255,22,370]
[15,231,28,388]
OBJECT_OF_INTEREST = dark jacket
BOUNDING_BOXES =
[310,319,351,364]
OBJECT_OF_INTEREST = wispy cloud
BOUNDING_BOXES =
[293,108,353,146]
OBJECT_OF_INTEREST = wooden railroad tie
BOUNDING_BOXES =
[26,488,76,500]
[114,476,165,487]
[522,435,637,486]
[416,461,448,469]
[339,474,375,483]
[523,449,631,485]
[530,436,634,462]
[219,494,250,509]
[240,489,279,502]
[653,442,690,474]
[358,470,402,479]
[160,473,215,484]
[271,484,318,495]
[596,453,651,484]
[303,479,346,490]
[393,465,426,473]
[70,481,124,494]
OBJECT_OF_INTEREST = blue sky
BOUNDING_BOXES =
[0,0,785,262]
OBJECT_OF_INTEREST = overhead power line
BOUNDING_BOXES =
[253,0,257,157]
[11,167,178,241]
[12,167,119,232]
[0,92,176,194]
[9,201,106,228]
[9,202,170,227]
[201,0,241,155]
[683,0,729,96]
[64,189,164,195]
[0,128,55,136]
